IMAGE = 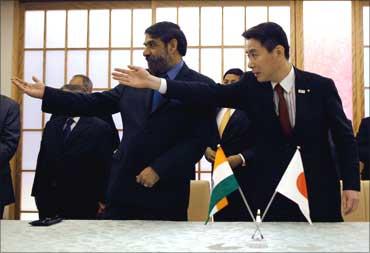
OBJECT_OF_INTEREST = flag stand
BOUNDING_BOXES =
[251,190,278,239]
[237,187,264,240]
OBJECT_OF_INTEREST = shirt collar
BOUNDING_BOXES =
[72,117,80,124]
[271,65,295,93]
[166,60,184,80]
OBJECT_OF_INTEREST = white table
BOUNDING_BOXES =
[1,220,369,252]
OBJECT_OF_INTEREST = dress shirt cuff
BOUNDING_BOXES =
[239,153,246,167]
[158,78,167,94]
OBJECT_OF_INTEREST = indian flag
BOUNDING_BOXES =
[206,146,239,223]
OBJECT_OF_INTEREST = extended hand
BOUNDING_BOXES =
[205,147,216,163]
[227,155,243,169]
[342,190,360,215]
[136,166,160,188]
[112,65,161,90]
[11,76,45,99]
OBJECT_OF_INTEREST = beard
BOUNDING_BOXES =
[146,54,171,76]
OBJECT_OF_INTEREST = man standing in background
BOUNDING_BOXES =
[0,95,20,219]
[205,68,255,221]
[32,84,113,219]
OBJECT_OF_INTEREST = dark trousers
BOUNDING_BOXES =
[105,206,187,221]
[35,195,99,220]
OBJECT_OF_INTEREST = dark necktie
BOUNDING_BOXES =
[151,90,162,112]
[151,74,168,112]
[275,83,292,137]
[63,118,74,141]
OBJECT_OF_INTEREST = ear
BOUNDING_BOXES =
[167,38,178,54]
[274,45,285,58]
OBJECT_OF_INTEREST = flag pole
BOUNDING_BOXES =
[251,190,278,238]
[237,187,264,239]
[261,190,278,221]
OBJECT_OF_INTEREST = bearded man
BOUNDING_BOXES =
[13,22,215,220]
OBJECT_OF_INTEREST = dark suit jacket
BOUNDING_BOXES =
[40,63,214,220]
[0,95,20,207]
[211,109,255,221]
[166,67,360,222]
[99,114,120,151]
[50,113,120,152]
[32,116,113,219]
[357,117,370,179]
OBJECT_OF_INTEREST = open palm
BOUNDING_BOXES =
[11,76,45,99]
[112,65,160,90]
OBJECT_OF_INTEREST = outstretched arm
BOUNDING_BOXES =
[12,76,121,117]
[113,65,253,110]
[12,76,45,99]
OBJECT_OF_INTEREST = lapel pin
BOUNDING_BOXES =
[298,89,306,94]
[307,89,311,93]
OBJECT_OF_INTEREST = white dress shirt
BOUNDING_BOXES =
[63,117,80,131]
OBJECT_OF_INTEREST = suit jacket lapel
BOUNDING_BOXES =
[293,67,309,134]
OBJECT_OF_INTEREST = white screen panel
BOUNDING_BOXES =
[89,50,109,88]
[156,8,177,23]
[269,7,291,44]
[25,11,44,48]
[224,7,244,46]
[179,7,199,46]
[246,7,267,29]
[132,49,147,68]
[201,48,221,83]
[201,7,221,46]
[133,9,152,47]
[183,48,199,72]
[199,155,212,171]
[21,172,37,211]
[24,51,43,83]
[22,131,42,170]
[23,50,43,129]
[89,10,109,48]
[111,9,131,47]
[23,96,42,129]
[111,50,131,86]
[224,48,245,74]
[67,50,87,82]
[45,51,65,89]
[67,10,88,48]
[200,172,212,183]
[46,10,66,48]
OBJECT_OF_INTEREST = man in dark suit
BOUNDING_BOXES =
[67,74,120,152]
[0,95,20,219]
[357,117,370,179]
[32,84,113,219]
[204,68,255,221]
[13,22,214,220]
[109,22,360,222]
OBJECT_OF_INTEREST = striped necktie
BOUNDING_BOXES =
[218,109,231,137]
